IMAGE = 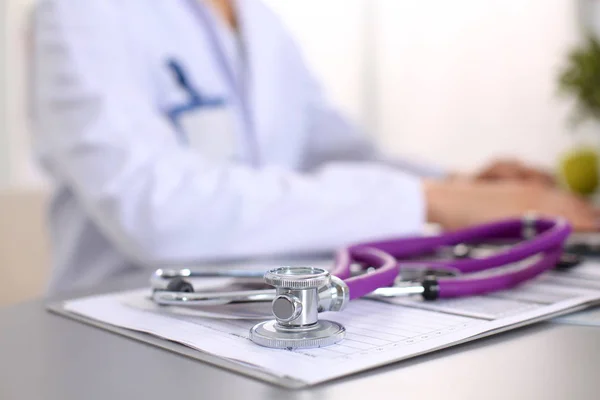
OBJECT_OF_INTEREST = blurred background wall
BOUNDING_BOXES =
[3,0,40,190]
[1,0,49,307]
[0,0,8,184]
[376,0,584,172]
[267,0,590,173]
[0,0,594,304]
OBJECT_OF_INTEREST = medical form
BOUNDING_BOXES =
[56,260,600,387]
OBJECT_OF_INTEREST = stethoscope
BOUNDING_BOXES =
[150,216,576,350]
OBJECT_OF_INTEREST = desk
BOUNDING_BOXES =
[1,272,600,400]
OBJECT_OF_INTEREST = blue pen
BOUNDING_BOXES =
[167,58,225,107]
[166,59,226,144]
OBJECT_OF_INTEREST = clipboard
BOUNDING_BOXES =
[46,288,597,389]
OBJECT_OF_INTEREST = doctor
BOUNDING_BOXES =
[32,0,598,294]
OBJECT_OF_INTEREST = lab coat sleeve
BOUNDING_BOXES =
[31,0,427,266]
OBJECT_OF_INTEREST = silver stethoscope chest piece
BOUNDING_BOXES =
[249,267,346,349]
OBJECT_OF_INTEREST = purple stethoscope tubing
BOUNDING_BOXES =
[334,246,399,300]
[330,217,572,300]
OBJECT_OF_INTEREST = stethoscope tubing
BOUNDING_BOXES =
[351,218,570,274]
[343,217,571,298]
[151,216,572,304]
[331,247,398,300]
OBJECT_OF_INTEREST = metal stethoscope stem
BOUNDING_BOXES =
[151,273,427,306]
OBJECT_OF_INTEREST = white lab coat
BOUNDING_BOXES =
[32,0,445,294]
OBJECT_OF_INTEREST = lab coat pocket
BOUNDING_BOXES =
[178,105,238,163]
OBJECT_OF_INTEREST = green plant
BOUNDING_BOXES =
[558,34,600,124]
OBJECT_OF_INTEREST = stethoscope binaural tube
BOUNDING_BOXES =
[347,216,572,299]
[331,246,402,299]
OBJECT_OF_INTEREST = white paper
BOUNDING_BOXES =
[62,261,600,385]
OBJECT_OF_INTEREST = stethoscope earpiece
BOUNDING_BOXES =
[554,253,582,271]
[166,277,195,293]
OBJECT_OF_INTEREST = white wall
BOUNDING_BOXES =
[263,0,373,132]
[375,0,583,172]
[268,0,586,172]
[4,0,42,189]
[0,0,9,185]
[579,0,600,37]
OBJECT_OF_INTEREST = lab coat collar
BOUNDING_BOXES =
[184,0,286,163]
[188,0,274,162]
[189,0,241,91]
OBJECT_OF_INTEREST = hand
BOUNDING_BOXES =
[473,158,556,186]
[424,179,599,232]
